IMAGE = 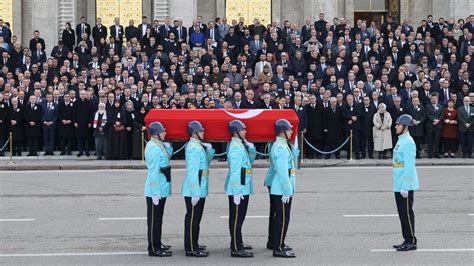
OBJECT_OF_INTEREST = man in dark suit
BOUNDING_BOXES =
[0,50,13,71]
[29,30,46,52]
[125,19,139,41]
[57,93,74,155]
[24,95,42,156]
[240,90,259,109]
[458,96,474,158]
[173,19,188,44]
[293,95,307,137]
[323,97,344,159]
[159,18,173,41]
[32,43,47,64]
[342,94,362,159]
[405,97,426,158]
[205,21,220,43]
[74,90,93,157]
[41,94,58,155]
[305,94,325,159]
[76,16,91,44]
[92,18,107,46]
[258,92,275,109]
[138,16,152,39]
[110,18,124,45]
[50,41,69,62]
[360,96,376,159]
[424,93,444,158]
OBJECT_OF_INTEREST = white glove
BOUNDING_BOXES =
[191,196,200,206]
[400,190,409,198]
[281,195,291,204]
[244,140,255,149]
[152,196,160,206]
[233,194,244,205]
[163,142,171,148]
[202,143,212,149]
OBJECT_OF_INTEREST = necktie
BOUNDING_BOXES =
[82,24,85,34]
[466,106,469,114]
[256,41,259,50]
[178,28,181,39]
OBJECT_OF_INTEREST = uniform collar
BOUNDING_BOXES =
[189,137,201,144]
[276,136,287,144]
[231,137,243,144]
[399,131,410,139]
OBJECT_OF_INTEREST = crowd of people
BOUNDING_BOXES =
[0,13,473,160]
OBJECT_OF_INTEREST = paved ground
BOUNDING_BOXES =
[0,156,473,171]
[0,166,473,265]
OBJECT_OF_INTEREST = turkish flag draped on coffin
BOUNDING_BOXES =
[144,109,299,142]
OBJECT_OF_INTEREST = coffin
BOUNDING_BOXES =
[144,109,299,142]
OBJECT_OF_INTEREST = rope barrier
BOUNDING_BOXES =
[303,136,350,155]
[0,138,9,152]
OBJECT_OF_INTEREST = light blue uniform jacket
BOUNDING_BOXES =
[182,138,215,197]
[144,138,173,198]
[225,138,257,196]
[392,132,419,192]
[264,137,299,196]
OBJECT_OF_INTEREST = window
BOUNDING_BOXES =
[226,0,272,26]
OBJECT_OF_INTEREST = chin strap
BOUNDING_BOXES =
[396,125,406,135]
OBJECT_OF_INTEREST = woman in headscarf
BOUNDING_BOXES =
[373,103,393,159]
[92,103,110,160]
[123,100,136,159]
[107,100,128,160]
[132,106,148,159]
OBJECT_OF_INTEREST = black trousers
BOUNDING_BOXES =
[60,138,73,153]
[184,197,205,252]
[270,194,292,251]
[77,138,89,154]
[442,138,457,153]
[426,127,441,156]
[412,136,422,157]
[360,135,374,157]
[28,137,39,154]
[13,141,22,156]
[267,187,275,245]
[43,125,55,153]
[395,191,417,245]
[306,138,323,157]
[459,131,473,156]
[146,196,167,253]
[228,195,249,252]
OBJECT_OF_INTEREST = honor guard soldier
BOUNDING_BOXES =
[265,119,299,258]
[392,114,419,251]
[225,120,257,258]
[144,122,173,257]
[182,121,215,257]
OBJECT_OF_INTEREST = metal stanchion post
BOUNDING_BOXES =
[7,132,14,164]
[141,131,145,164]
[300,131,304,163]
[349,130,353,161]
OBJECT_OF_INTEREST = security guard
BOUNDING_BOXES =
[144,122,173,257]
[182,121,215,257]
[392,114,419,251]
[265,119,299,258]
[225,120,257,257]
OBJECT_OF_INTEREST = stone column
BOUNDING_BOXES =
[22,0,59,54]
[12,0,22,40]
[170,0,196,26]
[272,0,282,23]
